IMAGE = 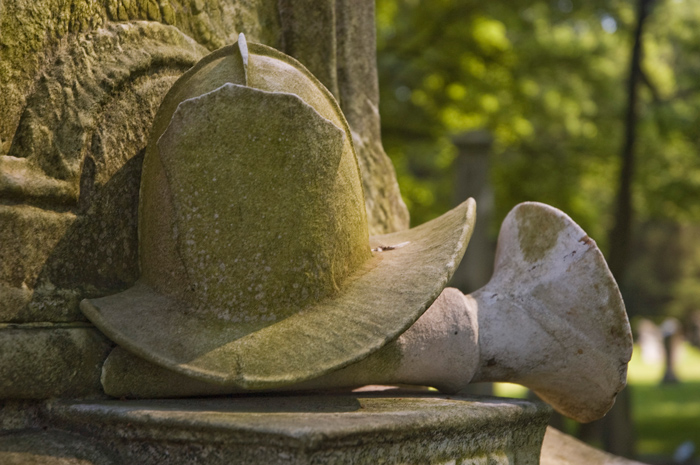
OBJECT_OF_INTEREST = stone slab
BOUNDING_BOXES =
[0,430,118,465]
[0,392,550,464]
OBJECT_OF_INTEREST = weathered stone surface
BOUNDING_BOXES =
[1,1,409,323]
[0,393,551,464]
[102,0,283,51]
[0,324,112,398]
[0,207,77,321]
[2,23,205,202]
[278,0,339,98]
[335,0,410,235]
[274,0,410,234]
[1,21,206,322]
[0,430,116,465]
[0,0,280,154]
[540,427,649,465]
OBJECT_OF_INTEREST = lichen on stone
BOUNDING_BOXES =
[516,203,567,263]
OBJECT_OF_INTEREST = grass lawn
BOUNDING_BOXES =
[493,342,700,460]
[628,342,700,458]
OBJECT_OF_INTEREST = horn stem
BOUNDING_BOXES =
[294,288,479,392]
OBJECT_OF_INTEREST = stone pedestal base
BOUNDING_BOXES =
[0,391,550,464]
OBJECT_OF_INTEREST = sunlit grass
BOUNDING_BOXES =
[628,341,700,384]
[493,382,527,399]
[629,342,700,457]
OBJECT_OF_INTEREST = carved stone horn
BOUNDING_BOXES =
[466,202,633,422]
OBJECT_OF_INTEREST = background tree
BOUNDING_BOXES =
[376,0,700,321]
[377,0,700,458]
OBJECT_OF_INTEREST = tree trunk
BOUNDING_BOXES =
[580,0,655,458]
[607,0,654,285]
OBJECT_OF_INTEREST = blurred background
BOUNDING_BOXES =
[374,0,700,463]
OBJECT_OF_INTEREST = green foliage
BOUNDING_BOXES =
[625,223,700,318]
[377,0,700,318]
[377,0,630,236]
[635,0,700,223]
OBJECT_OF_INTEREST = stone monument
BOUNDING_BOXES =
[1,2,633,464]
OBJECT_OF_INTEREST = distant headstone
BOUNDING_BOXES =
[661,318,683,385]
[637,318,664,365]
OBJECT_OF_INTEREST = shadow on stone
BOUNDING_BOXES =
[34,151,144,310]
[80,394,363,414]
[0,430,117,465]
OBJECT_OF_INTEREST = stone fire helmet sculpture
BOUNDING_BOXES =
[81,34,476,389]
[83,35,633,424]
